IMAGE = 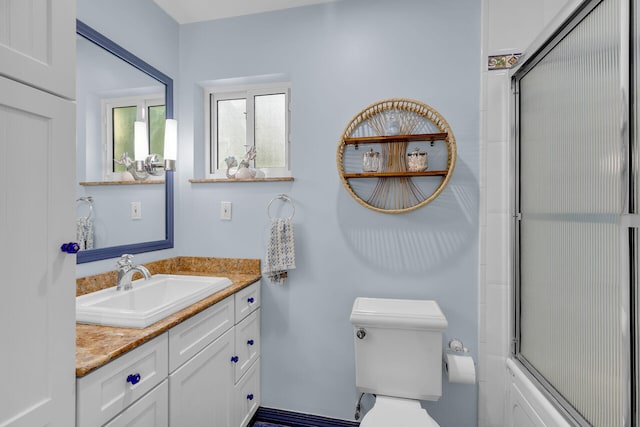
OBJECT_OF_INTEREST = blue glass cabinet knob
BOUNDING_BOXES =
[60,242,80,254]
[126,373,141,385]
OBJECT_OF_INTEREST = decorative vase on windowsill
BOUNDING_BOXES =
[224,145,262,180]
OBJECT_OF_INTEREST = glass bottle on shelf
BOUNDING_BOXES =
[362,148,380,172]
[407,147,428,171]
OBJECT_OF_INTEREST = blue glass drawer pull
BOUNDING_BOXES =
[247,394,254,401]
[126,373,141,385]
[247,339,254,346]
[231,356,239,363]
[247,297,255,304]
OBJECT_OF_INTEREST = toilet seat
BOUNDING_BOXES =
[360,395,440,427]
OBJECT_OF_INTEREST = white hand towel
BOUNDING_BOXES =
[264,218,296,284]
[76,217,94,250]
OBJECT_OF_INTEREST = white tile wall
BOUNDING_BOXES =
[478,1,569,426]
[487,0,545,54]
[484,214,509,285]
[485,142,509,213]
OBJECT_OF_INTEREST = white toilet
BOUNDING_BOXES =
[350,297,448,427]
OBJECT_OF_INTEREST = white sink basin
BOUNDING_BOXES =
[76,274,232,328]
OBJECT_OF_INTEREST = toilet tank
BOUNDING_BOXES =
[350,297,448,401]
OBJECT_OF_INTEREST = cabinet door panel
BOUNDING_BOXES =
[0,76,75,427]
[169,328,235,426]
[105,380,168,427]
[0,0,75,98]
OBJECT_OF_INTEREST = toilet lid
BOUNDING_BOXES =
[360,396,439,427]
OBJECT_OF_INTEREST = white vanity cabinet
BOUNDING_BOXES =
[76,282,261,427]
[168,282,262,427]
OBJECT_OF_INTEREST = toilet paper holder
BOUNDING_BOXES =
[447,338,469,353]
[443,338,476,384]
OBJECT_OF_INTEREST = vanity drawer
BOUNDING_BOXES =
[77,333,169,427]
[169,295,234,372]
[104,379,168,427]
[235,282,260,323]
[234,358,261,427]
[235,308,261,382]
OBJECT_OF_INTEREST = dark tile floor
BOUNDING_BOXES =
[252,422,291,427]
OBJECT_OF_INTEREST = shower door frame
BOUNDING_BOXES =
[510,0,633,425]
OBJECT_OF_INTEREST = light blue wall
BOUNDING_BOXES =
[177,0,480,424]
[77,0,179,78]
[77,0,481,424]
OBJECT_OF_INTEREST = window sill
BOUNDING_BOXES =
[189,177,294,183]
[79,180,165,186]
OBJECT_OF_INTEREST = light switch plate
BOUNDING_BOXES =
[131,201,142,219]
[221,201,232,220]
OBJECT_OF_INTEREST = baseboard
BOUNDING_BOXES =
[254,407,360,427]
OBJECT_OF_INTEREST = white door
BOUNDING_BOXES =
[169,328,235,426]
[0,0,75,99]
[0,75,76,426]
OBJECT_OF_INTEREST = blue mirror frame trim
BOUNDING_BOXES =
[76,20,174,264]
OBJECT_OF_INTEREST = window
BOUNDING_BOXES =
[206,83,290,178]
[103,95,165,179]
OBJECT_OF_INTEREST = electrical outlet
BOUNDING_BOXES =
[131,201,142,219]
[220,201,232,220]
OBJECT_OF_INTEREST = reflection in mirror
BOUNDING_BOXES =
[77,35,166,183]
[76,20,174,264]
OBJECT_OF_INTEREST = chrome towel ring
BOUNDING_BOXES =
[77,196,94,220]
[267,194,295,220]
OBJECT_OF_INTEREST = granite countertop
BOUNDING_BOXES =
[76,257,261,377]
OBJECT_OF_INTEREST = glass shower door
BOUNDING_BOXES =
[513,0,627,424]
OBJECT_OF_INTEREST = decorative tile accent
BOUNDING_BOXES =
[488,53,522,70]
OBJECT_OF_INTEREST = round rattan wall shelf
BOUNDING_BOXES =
[337,98,456,214]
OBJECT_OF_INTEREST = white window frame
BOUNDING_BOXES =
[102,94,164,181]
[205,82,291,178]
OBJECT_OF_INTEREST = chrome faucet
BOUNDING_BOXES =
[116,254,151,291]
